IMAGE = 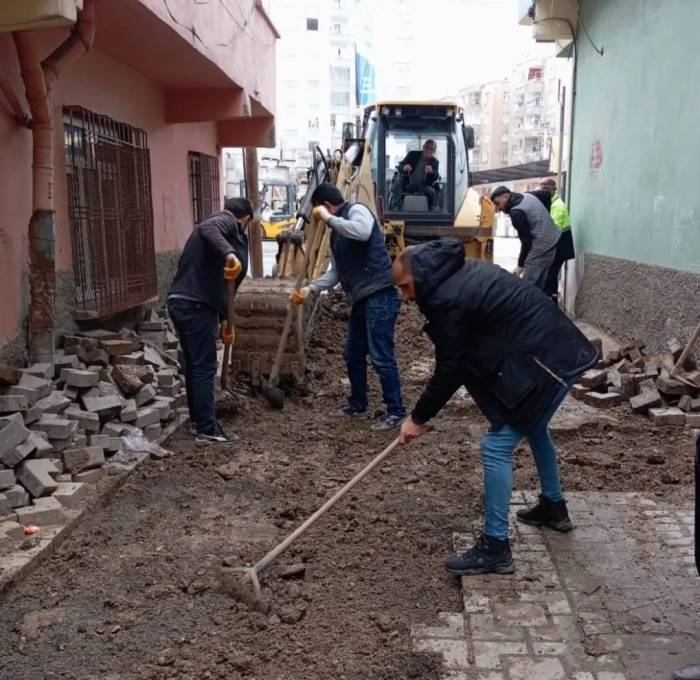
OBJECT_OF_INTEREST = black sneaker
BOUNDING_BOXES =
[370,413,405,431]
[445,535,515,576]
[195,421,239,444]
[332,403,368,418]
[516,494,573,532]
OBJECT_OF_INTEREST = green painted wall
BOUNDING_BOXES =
[569,0,700,273]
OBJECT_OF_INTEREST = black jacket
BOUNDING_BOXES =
[168,210,249,319]
[411,239,598,434]
[399,150,440,188]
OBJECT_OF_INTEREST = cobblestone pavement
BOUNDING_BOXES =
[412,491,699,680]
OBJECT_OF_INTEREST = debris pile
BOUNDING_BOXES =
[573,337,700,426]
[0,312,186,531]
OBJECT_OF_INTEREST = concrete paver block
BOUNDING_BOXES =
[102,422,127,436]
[629,387,662,414]
[22,363,53,379]
[649,407,685,426]
[120,399,137,422]
[34,391,71,414]
[0,394,28,413]
[151,399,171,420]
[113,352,145,365]
[583,391,624,408]
[413,637,469,670]
[2,384,39,407]
[134,407,159,429]
[17,459,60,497]
[72,467,105,484]
[64,406,100,433]
[0,417,31,465]
[100,338,136,356]
[135,384,157,407]
[60,368,100,388]
[580,369,608,389]
[505,656,565,680]
[5,484,30,508]
[23,404,41,425]
[81,395,122,419]
[15,496,66,526]
[62,446,105,473]
[27,432,52,457]
[0,469,16,491]
[17,373,53,401]
[685,413,700,427]
[144,423,162,441]
[34,417,75,440]
[52,482,87,508]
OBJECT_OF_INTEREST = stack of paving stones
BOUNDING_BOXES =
[572,337,700,427]
[0,311,187,532]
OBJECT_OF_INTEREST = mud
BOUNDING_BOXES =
[0,297,695,679]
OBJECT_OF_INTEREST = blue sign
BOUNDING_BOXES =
[355,49,376,107]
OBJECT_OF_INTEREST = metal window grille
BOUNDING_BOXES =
[188,152,220,225]
[63,107,157,319]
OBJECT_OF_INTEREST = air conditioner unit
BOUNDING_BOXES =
[532,0,578,42]
[0,0,83,33]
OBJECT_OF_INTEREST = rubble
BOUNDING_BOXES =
[574,335,699,426]
[0,310,187,543]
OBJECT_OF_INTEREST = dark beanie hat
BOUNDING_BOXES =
[490,185,511,200]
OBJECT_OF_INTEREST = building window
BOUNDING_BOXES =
[331,23,341,34]
[188,152,221,225]
[528,67,543,81]
[330,66,351,82]
[330,113,337,129]
[331,91,350,107]
[63,107,157,319]
[468,92,481,107]
[307,79,320,89]
[306,17,318,31]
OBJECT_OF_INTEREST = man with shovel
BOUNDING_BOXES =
[167,197,253,444]
[393,239,598,575]
[290,183,406,431]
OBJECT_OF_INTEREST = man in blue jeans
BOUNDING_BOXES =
[393,239,598,575]
[167,197,253,444]
[291,183,405,431]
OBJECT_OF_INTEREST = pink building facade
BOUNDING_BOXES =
[0,0,277,363]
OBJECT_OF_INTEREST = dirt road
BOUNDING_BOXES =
[0,300,694,679]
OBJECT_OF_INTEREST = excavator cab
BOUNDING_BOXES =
[362,101,493,260]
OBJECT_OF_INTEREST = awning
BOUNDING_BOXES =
[471,160,554,186]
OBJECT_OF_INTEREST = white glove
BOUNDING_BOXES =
[312,205,332,224]
[513,266,523,277]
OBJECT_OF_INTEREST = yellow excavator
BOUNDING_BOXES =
[232,100,495,391]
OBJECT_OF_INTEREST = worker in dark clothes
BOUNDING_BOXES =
[393,239,598,575]
[167,197,253,444]
[393,139,440,210]
[538,178,576,304]
[490,186,560,290]
[291,183,406,431]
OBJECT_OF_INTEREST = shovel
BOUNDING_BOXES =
[221,436,401,607]
[220,275,238,393]
[261,217,324,409]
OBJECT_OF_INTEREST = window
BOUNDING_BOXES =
[63,107,157,318]
[331,91,350,107]
[330,66,351,82]
[306,18,318,31]
[500,145,509,162]
[308,117,320,129]
[503,92,509,102]
[307,79,320,89]
[468,92,481,107]
[331,23,341,34]
[188,152,221,225]
[330,113,337,129]
[528,67,543,81]
[481,150,488,163]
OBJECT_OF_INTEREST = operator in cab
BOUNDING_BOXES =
[393,139,440,210]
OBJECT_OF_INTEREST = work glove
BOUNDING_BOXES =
[223,254,242,280]
[312,205,332,224]
[290,286,311,307]
[513,266,523,278]
[220,323,235,346]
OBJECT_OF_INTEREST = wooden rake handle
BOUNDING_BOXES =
[253,436,401,576]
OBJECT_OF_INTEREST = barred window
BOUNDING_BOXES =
[188,152,221,225]
[63,107,157,319]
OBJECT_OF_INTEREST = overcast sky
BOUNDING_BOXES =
[380,0,555,98]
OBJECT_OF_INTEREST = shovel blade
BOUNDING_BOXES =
[260,375,285,409]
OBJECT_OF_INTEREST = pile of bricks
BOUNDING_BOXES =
[573,337,700,427]
[0,313,186,530]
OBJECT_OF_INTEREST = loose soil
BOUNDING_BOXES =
[0,298,695,679]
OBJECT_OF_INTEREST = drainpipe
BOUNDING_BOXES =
[12,0,95,364]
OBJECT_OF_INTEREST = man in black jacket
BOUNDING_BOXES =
[393,140,440,210]
[167,197,253,444]
[394,239,598,576]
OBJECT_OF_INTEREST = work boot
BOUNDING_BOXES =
[332,403,368,418]
[370,413,404,431]
[516,494,573,532]
[444,535,515,576]
[195,420,239,444]
[673,666,700,680]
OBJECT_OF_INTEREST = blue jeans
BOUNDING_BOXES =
[167,298,219,433]
[480,377,577,540]
[344,288,405,417]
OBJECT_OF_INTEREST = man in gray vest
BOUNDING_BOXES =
[490,186,560,291]
[290,183,406,431]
